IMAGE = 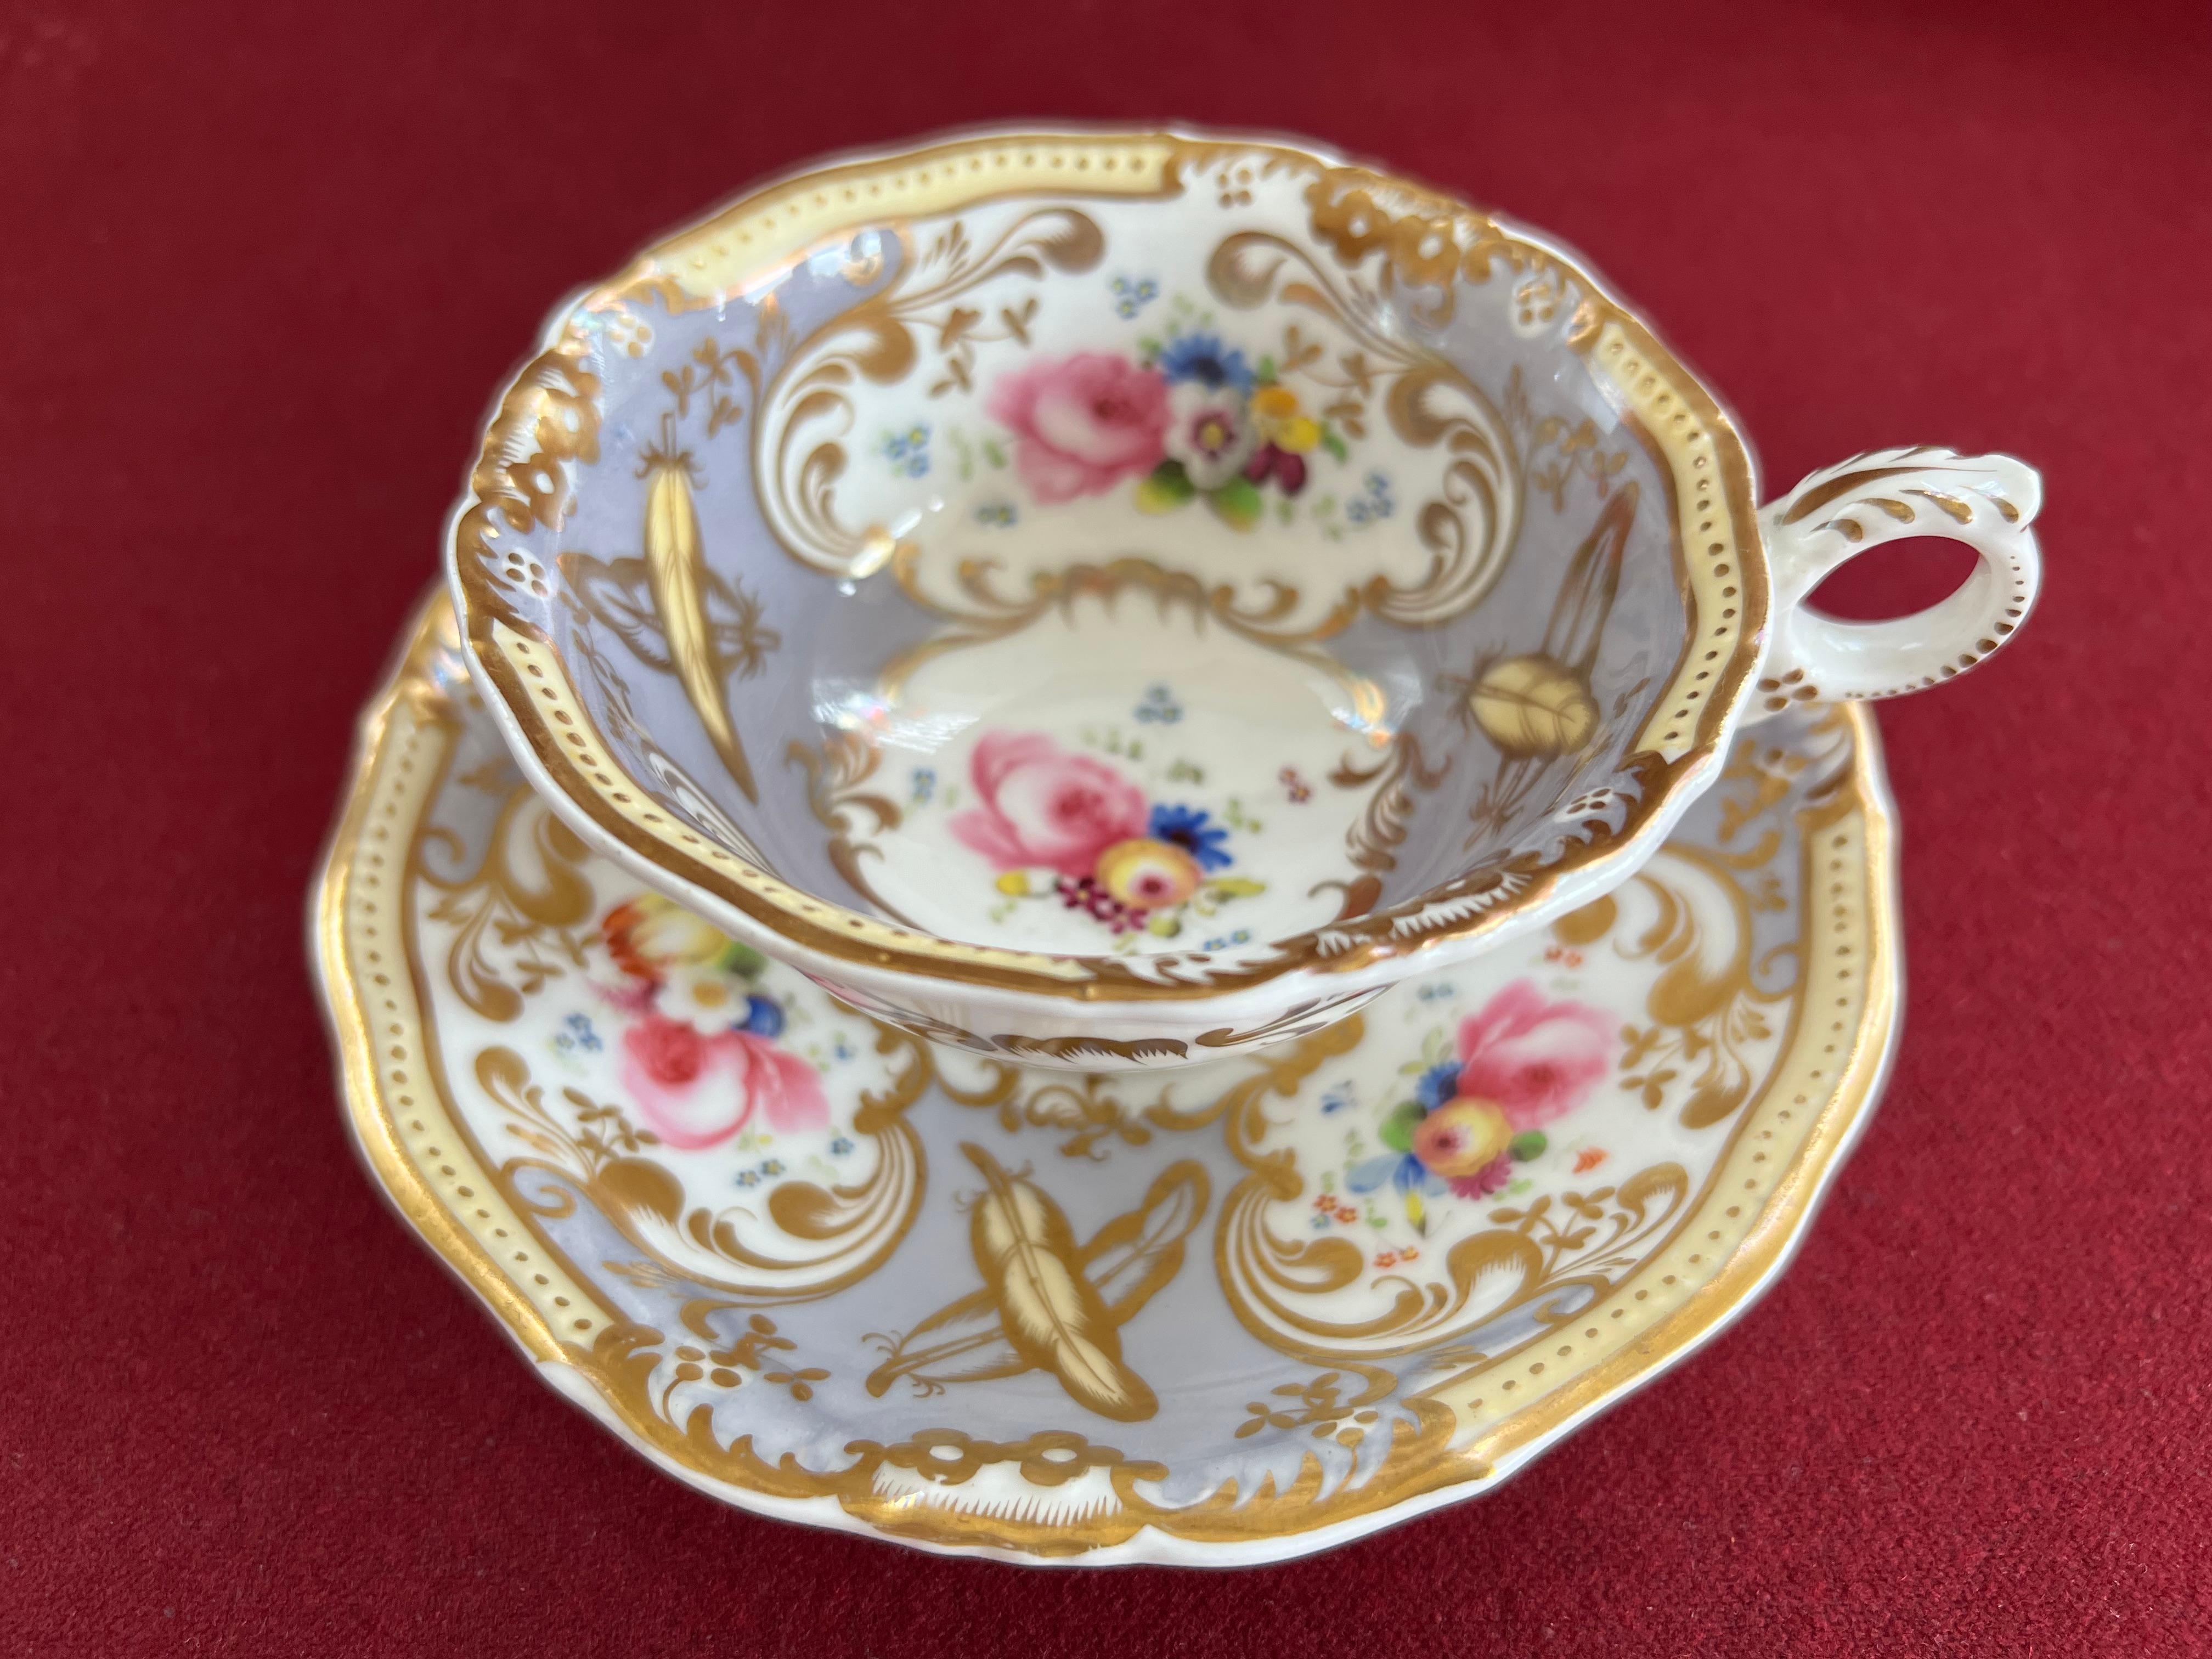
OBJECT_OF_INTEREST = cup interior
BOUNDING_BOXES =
[455,132,1759,980]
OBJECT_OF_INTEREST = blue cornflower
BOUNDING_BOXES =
[1413,1059,1464,1110]
[1348,1149,1441,1200]
[1156,332,1255,394]
[1149,803,1233,870]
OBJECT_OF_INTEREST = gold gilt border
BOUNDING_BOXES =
[446,125,1766,1005]
[313,593,1894,1564]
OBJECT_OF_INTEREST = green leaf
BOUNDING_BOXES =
[1379,1101,1424,1153]
[981,438,1007,469]
[1207,476,1263,531]
[1255,355,1277,382]
[1509,1131,1548,1162]
[716,939,769,979]
[1136,459,1196,515]
[1320,426,1350,462]
[1206,876,1266,899]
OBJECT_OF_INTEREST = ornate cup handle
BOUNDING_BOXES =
[1747,446,2042,720]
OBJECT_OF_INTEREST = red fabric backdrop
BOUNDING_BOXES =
[5,1,2209,1651]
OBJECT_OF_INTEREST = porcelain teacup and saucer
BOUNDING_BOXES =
[313,125,2041,1562]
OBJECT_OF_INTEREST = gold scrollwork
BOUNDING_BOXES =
[1503,364,1632,513]
[620,1301,832,1424]
[420,783,596,1023]
[874,551,1391,716]
[755,208,1105,576]
[1551,721,1847,1131]
[1235,1362,1398,1448]
[476,1018,930,1304]
[1205,230,1521,628]
[573,1311,1465,1554]
[1210,956,1720,1363]
[1319,735,1453,921]
[1301,166,1556,331]
[1558,850,1791,1132]
[620,308,786,802]
[1204,744,1809,1364]
[929,990,1355,1157]
[1218,1101,1692,1364]
[936,1068,1172,1161]
[783,729,909,922]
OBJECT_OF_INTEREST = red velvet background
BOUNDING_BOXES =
[5,1,2210,1651]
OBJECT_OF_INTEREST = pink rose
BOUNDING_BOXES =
[950,730,1149,878]
[1454,979,1616,1131]
[620,1013,828,1150]
[986,353,1168,504]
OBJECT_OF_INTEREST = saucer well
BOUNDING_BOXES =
[313,591,1900,1566]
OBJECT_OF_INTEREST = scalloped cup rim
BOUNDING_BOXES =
[443,122,1770,1034]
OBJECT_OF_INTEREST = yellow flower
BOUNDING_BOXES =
[1094,837,1203,909]
[1250,385,1322,454]
[605,893,733,975]
[1410,1099,1514,1177]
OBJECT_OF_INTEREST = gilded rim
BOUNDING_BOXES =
[444,124,1770,1008]
[312,593,1895,1565]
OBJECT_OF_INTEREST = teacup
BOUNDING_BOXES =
[447,125,2040,1070]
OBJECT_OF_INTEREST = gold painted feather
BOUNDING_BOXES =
[641,455,758,803]
[863,1160,1207,1401]
[962,1144,1157,1422]
[1080,1161,1209,1319]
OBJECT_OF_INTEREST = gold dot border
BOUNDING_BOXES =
[336,692,608,1344]
[1589,319,1751,760]
[644,135,1183,306]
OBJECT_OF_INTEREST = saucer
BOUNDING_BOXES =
[313,591,1900,1566]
